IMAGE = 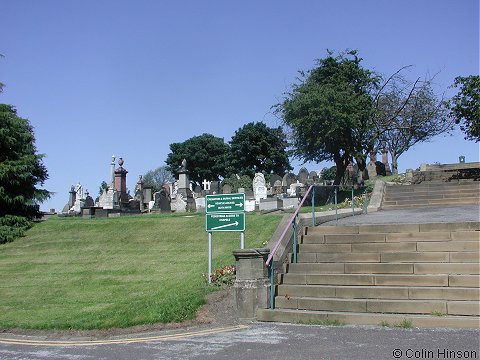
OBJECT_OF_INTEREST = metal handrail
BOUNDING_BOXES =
[265,183,368,309]
[265,184,314,267]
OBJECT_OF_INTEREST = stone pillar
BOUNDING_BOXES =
[114,158,128,204]
[136,175,144,211]
[232,248,270,321]
[68,185,76,208]
[381,149,392,176]
[110,155,116,190]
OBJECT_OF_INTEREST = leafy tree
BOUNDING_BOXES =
[229,122,292,178]
[447,75,480,142]
[375,73,453,174]
[320,166,337,181]
[276,50,379,184]
[165,133,230,185]
[0,104,50,243]
[142,166,175,193]
[221,174,253,192]
[98,181,109,195]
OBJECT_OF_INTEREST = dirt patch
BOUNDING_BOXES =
[0,287,238,339]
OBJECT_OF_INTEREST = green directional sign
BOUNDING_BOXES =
[205,213,245,232]
[206,193,245,214]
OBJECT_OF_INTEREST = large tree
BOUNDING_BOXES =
[276,50,379,184]
[142,166,175,192]
[374,73,454,174]
[0,104,50,242]
[447,75,480,142]
[229,121,292,178]
[165,133,230,185]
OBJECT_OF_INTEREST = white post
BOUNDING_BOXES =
[208,232,212,284]
[240,231,245,249]
[110,154,116,190]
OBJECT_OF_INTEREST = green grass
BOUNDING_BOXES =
[0,212,281,330]
[394,319,413,329]
[431,311,447,317]
[297,319,345,326]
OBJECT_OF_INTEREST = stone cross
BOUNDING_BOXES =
[202,179,211,191]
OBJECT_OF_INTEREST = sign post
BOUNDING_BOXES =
[205,193,246,283]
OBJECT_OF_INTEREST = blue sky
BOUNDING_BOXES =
[1,0,478,212]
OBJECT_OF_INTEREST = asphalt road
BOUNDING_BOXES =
[1,323,479,360]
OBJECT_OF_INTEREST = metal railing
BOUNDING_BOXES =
[265,184,369,309]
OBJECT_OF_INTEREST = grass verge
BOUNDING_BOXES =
[0,212,281,330]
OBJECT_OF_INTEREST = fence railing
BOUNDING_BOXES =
[265,184,368,309]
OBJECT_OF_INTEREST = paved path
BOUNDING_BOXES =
[322,205,480,225]
[1,323,479,360]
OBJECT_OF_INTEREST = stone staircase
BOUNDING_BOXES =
[257,222,480,328]
[382,181,480,209]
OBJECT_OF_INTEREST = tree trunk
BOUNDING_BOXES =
[354,153,368,185]
[333,155,346,185]
[389,149,398,175]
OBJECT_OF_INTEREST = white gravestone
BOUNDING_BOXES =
[253,173,267,204]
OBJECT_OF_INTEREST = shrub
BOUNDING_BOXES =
[0,215,32,244]
[204,265,236,286]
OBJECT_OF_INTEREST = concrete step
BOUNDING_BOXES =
[302,232,479,244]
[297,252,380,263]
[386,183,480,192]
[274,296,447,314]
[277,285,480,301]
[304,222,480,235]
[281,273,452,287]
[449,275,480,287]
[385,188,480,197]
[288,262,480,274]
[383,199,480,207]
[283,273,480,288]
[256,308,480,329]
[417,241,479,252]
[296,251,478,263]
[385,191,480,201]
[413,263,480,275]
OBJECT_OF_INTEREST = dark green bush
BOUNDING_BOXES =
[0,215,32,244]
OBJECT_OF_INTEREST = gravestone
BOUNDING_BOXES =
[269,174,283,188]
[245,200,256,212]
[298,167,309,185]
[83,192,94,208]
[309,171,319,183]
[259,198,281,212]
[253,173,267,204]
[282,173,296,187]
[194,184,202,196]
[237,187,245,193]
[68,185,76,209]
[222,184,232,194]
[195,197,205,211]
[158,188,171,213]
[210,181,220,194]
[273,180,283,195]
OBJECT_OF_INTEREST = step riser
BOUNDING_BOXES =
[302,233,480,244]
[305,223,480,235]
[288,263,480,274]
[275,298,479,316]
[277,285,480,301]
[282,274,470,287]
[296,252,480,263]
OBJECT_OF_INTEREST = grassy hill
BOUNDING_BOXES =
[0,212,281,330]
